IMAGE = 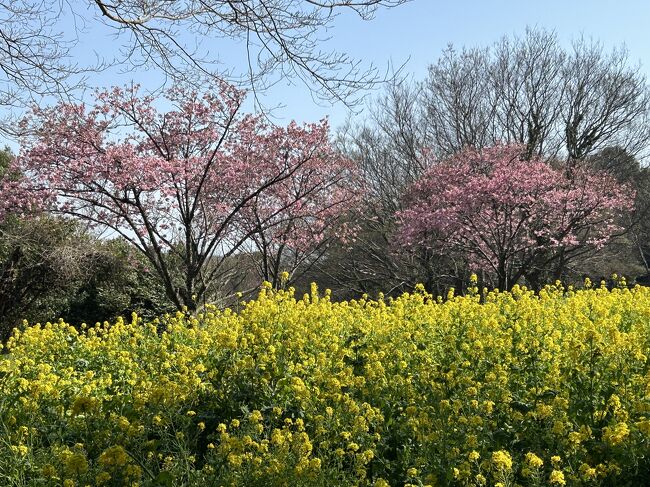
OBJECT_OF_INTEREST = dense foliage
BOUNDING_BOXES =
[0,216,172,341]
[1,280,649,486]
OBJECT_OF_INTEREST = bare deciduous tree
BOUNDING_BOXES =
[422,28,650,161]
[563,41,650,160]
[0,0,409,134]
[424,45,498,156]
[315,100,448,298]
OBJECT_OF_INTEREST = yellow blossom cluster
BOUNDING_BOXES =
[1,280,650,485]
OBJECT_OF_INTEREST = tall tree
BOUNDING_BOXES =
[314,114,436,297]
[9,84,357,310]
[358,28,650,163]
[423,29,650,161]
[397,144,634,290]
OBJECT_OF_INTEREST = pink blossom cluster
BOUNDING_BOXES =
[239,121,363,252]
[7,84,358,259]
[0,170,45,221]
[398,144,634,278]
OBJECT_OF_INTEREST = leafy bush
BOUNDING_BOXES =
[61,239,174,326]
[1,281,649,486]
[0,217,173,340]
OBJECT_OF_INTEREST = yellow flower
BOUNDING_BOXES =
[492,450,513,471]
[227,453,242,466]
[249,409,263,422]
[12,444,29,456]
[98,446,130,468]
[71,396,95,416]
[4,280,650,484]
[64,453,89,476]
[603,422,630,446]
[579,463,597,480]
[347,442,360,452]
[525,452,544,468]
[549,469,566,485]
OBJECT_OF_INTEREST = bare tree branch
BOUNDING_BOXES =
[0,0,410,135]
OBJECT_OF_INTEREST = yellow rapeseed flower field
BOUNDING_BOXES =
[1,280,650,486]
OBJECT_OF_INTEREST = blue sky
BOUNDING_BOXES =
[308,0,650,128]
[5,0,650,142]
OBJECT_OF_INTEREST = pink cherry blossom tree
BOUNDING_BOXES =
[397,144,634,290]
[10,84,358,310]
